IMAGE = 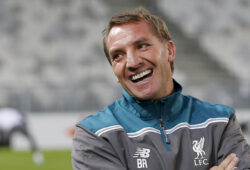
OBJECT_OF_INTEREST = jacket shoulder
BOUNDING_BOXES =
[78,100,121,133]
[184,95,234,123]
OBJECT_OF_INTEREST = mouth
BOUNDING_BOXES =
[130,69,153,83]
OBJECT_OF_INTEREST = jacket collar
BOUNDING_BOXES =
[122,79,183,121]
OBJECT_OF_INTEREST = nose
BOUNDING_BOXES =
[126,50,142,71]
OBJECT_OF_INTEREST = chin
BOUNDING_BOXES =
[126,86,156,100]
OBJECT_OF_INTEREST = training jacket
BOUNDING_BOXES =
[72,81,250,170]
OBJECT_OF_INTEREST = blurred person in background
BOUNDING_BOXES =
[0,107,44,165]
[72,7,250,170]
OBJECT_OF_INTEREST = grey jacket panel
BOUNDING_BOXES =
[72,115,250,170]
[72,127,127,170]
[217,115,250,169]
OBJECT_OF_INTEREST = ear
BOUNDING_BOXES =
[167,40,176,62]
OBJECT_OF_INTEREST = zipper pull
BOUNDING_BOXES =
[159,118,170,144]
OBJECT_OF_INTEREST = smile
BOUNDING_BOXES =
[131,69,153,82]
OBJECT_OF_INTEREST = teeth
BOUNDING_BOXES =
[132,69,152,81]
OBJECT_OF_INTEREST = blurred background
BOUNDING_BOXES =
[0,0,249,169]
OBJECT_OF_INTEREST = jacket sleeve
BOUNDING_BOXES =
[72,125,127,170]
[217,114,250,169]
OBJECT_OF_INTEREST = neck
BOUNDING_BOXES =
[152,78,175,102]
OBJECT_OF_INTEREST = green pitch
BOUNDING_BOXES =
[0,148,72,170]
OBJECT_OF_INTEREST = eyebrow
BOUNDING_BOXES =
[133,37,150,45]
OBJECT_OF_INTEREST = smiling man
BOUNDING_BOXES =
[72,7,250,170]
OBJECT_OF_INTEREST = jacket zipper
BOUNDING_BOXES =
[159,118,170,144]
[159,102,171,151]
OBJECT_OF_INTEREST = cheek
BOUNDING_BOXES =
[145,48,164,62]
[112,63,124,78]
[141,51,156,63]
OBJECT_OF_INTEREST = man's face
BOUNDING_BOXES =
[107,20,176,100]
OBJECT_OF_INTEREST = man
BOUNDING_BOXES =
[72,7,250,170]
[0,107,44,165]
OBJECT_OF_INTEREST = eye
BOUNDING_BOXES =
[111,53,123,61]
[138,43,149,49]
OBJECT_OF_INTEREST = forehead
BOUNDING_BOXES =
[107,20,156,49]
